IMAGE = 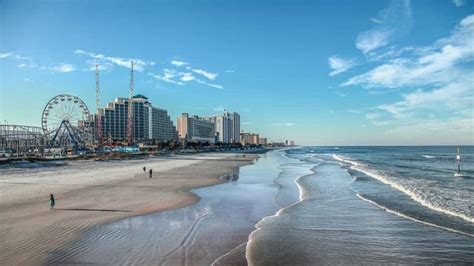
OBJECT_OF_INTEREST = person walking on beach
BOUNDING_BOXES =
[143,166,146,172]
[149,168,153,178]
[49,194,55,210]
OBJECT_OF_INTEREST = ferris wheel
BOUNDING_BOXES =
[41,94,92,147]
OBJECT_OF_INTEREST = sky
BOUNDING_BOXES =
[0,0,473,145]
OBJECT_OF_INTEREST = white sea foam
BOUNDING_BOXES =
[422,155,436,159]
[333,154,474,224]
[356,193,474,237]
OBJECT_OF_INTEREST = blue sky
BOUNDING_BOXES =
[0,0,473,145]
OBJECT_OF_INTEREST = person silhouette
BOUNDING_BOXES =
[149,168,153,178]
[49,194,55,210]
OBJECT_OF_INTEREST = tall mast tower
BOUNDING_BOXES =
[127,61,134,145]
[95,64,103,144]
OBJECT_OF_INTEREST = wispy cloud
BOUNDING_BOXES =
[74,49,154,71]
[151,59,223,89]
[0,53,12,58]
[272,123,296,127]
[1,52,77,73]
[452,0,465,6]
[170,59,218,80]
[50,63,76,73]
[171,59,189,67]
[355,0,412,56]
[1,52,37,68]
[191,68,218,80]
[356,30,392,55]
[377,80,473,119]
[148,70,185,86]
[195,78,223,89]
[344,14,474,143]
[343,14,474,89]
[242,121,254,125]
[180,72,195,82]
[328,56,356,76]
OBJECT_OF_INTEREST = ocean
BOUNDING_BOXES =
[48,147,474,264]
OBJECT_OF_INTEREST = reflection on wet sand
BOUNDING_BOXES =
[47,151,297,265]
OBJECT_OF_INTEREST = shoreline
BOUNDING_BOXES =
[0,153,258,265]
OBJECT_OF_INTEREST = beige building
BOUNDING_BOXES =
[258,137,267,146]
[240,132,259,145]
[177,113,215,143]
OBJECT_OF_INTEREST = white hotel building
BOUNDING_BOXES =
[208,110,240,144]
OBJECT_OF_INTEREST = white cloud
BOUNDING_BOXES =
[224,70,235,73]
[272,123,296,127]
[328,56,357,76]
[342,13,474,144]
[148,59,223,89]
[192,68,218,80]
[356,30,392,55]
[377,80,473,119]
[180,72,195,82]
[242,121,254,125]
[74,49,153,71]
[50,63,76,73]
[195,78,224,89]
[171,60,189,67]
[452,0,465,6]
[355,0,412,55]
[344,14,474,89]
[0,53,12,58]
[0,52,38,68]
[148,72,185,86]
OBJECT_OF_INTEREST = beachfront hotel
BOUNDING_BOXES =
[207,110,241,144]
[97,94,178,143]
[177,113,216,143]
[230,112,240,143]
[240,132,260,145]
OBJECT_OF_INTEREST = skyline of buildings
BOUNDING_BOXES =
[91,94,287,146]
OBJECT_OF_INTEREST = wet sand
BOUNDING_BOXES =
[46,151,284,265]
[0,153,256,265]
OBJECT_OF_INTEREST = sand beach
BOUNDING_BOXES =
[0,153,256,265]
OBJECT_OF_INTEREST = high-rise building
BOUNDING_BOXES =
[209,110,240,144]
[229,112,240,143]
[97,95,177,143]
[177,113,215,143]
[258,137,267,146]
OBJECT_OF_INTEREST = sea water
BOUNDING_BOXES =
[247,146,474,264]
